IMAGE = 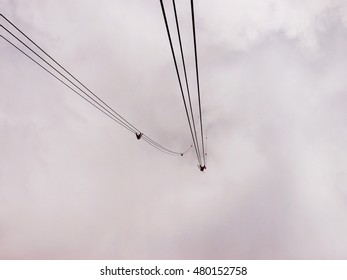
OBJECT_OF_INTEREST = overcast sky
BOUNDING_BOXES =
[1,0,347,259]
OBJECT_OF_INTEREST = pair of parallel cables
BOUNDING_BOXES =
[159,0,206,171]
[0,13,192,157]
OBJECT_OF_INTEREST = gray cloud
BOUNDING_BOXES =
[1,0,347,259]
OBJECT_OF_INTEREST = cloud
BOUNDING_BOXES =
[1,0,347,259]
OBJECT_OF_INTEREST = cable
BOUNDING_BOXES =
[1,24,137,134]
[182,144,193,154]
[159,0,202,165]
[0,34,134,133]
[142,135,185,155]
[1,32,186,156]
[205,136,208,167]
[0,18,190,156]
[142,137,183,156]
[172,0,201,161]
[0,13,139,134]
[0,14,186,155]
[190,0,206,166]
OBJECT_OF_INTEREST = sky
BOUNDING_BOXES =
[1,0,347,259]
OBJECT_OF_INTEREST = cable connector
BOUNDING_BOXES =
[135,132,143,140]
[198,165,206,172]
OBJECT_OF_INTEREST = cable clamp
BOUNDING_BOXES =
[135,132,143,140]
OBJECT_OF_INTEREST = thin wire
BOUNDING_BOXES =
[182,144,193,154]
[0,14,188,155]
[159,0,202,165]
[0,34,134,133]
[1,24,137,134]
[142,135,185,155]
[190,0,206,166]
[172,0,201,161]
[0,13,139,133]
[0,20,190,156]
[1,32,186,157]
[205,136,208,167]
[142,137,183,156]
[142,135,192,155]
